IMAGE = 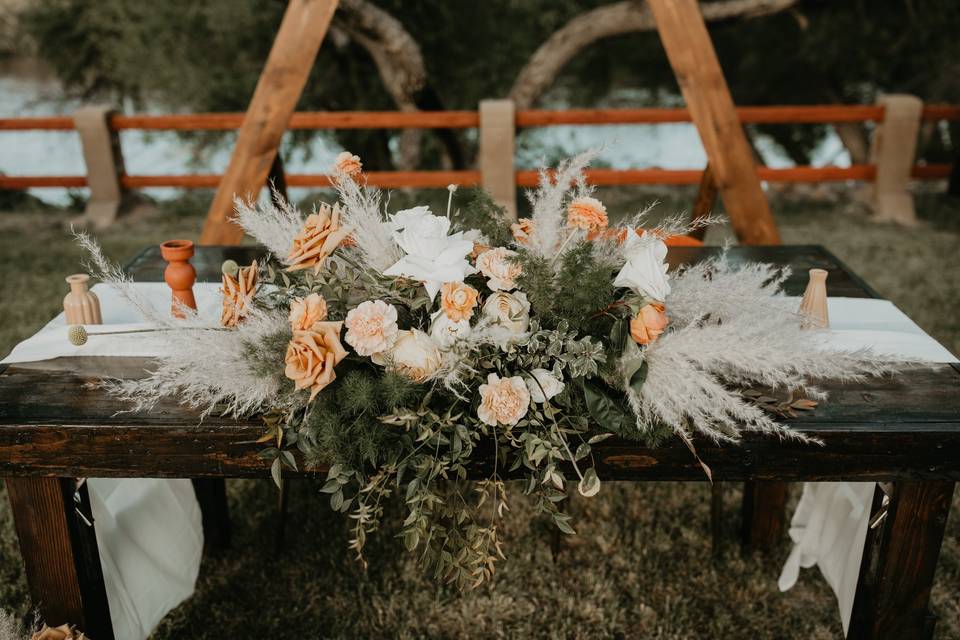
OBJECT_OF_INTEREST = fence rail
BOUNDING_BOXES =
[0,100,957,226]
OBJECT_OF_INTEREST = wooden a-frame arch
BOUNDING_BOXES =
[199,0,780,246]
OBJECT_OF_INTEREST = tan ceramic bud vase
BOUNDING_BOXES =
[160,239,197,318]
[63,274,102,325]
[799,268,829,330]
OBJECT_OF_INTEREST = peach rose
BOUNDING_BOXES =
[440,281,479,322]
[629,302,669,345]
[471,242,492,260]
[289,293,328,331]
[476,247,522,291]
[220,260,258,327]
[285,322,348,402]
[344,300,399,356]
[511,218,534,246]
[287,203,351,274]
[477,373,531,426]
[567,196,609,232]
[333,150,362,177]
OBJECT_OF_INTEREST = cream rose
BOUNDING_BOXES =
[372,329,442,382]
[613,232,671,302]
[284,322,347,402]
[481,290,530,335]
[288,293,328,331]
[344,300,399,356]
[429,311,471,348]
[525,368,565,403]
[476,247,522,291]
[477,373,531,426]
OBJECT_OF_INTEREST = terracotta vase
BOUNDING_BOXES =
[160,239,197,318]
[799,268,829,330]
[63,274,102,325]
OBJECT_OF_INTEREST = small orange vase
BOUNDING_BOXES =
[63,273,102,324]
[160,239,197,318]
[799,268,829,330]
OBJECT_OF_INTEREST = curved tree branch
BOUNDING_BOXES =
[509,0,800,110]
[333,0,465,169]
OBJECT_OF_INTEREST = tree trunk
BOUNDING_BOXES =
[333,0,464,170]
[509,0,800,110]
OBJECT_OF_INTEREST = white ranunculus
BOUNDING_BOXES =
[613,233,671,301]
[371,329,443,382]
[525,368,564,403]
[382,208,477,300]
[481,290,531,335]
[429,310,472,348]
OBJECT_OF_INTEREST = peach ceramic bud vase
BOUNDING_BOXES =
[160,239,197,318]
[799,268,829,330]
[63,274,102,324]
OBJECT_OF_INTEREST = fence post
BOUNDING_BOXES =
[479,99,517,220]
[869,94,923,224]
[73,105,125,228]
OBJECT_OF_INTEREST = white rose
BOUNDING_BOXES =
[482,290,531,334]
[612,233,671,302]
[371,329,443,382]
[525,368,564,403]
[382,207,477,300]
[429,310,472,348]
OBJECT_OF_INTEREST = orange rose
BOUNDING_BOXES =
[567,196,608,232]
[629,303,669,345]
[284,322,348,401]
[220,260,258,327]
[471,242,492,260]
[289,293,328,331]
[287,203,351,274]
[511,218,534,246]
[440,282,479,322]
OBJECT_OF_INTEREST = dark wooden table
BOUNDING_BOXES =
[1,245,958,639]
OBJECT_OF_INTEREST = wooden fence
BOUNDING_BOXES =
[1,100,957,224]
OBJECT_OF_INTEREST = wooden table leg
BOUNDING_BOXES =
[848,480,954,640]
[5,478,114,639]
[741,480,789,551]
[192,478,231,553]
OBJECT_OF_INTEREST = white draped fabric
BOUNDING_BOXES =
[776,296,957,634]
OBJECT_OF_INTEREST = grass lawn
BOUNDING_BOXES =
[0,187,958,639]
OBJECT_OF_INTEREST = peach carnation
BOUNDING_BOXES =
[567,196,609,232]
[476,247,522,291]
[289,293,328,331]
[511,218,534,246]
[287,202,351,274]
[333,151,362,177]
[284,322,348,402]
[344,300,399,356]
[440,281,479,322]
[630,302,669,345]
[477,373,531,427]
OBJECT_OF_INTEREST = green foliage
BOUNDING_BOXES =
[451,187,512,247]
[515,241,615,333]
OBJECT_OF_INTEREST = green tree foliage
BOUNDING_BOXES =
[20,0,960,165]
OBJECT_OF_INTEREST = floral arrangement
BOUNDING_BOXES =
[76,149,896,587]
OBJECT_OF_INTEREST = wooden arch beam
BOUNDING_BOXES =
[200,0,339,245]
[649,0,781,245]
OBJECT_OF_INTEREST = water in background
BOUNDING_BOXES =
[0,57,849,206]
